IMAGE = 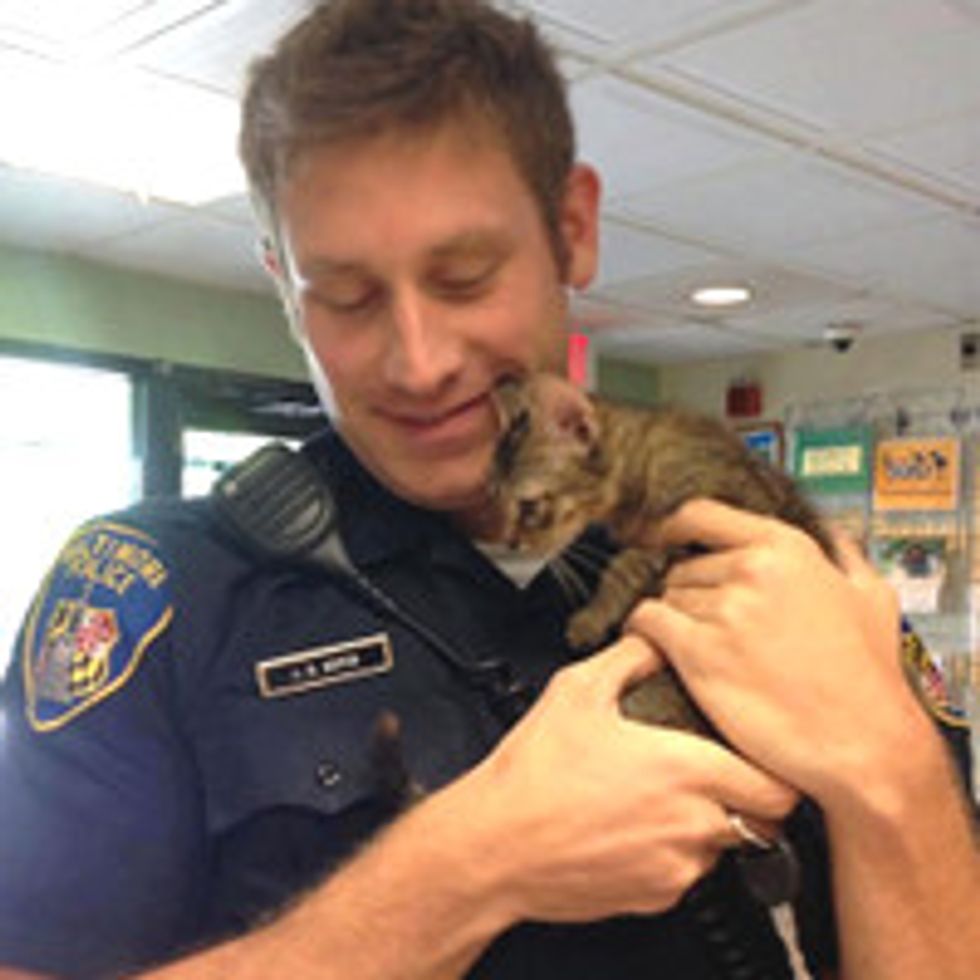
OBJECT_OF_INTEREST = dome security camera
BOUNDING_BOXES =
[823,321,862,353]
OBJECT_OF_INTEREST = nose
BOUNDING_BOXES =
[381,287,464,396]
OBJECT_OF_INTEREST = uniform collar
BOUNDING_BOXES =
[299,427,614,594]
[301,426,460,569]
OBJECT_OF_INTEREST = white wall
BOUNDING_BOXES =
[655,325,976,422]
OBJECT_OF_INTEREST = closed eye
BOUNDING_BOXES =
[431,267,497,302]
[306,285,383,317]
[495,409,531,474]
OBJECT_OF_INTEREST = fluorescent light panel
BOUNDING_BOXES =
[0,51,245,205]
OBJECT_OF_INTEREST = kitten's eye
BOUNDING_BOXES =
[518,498,537,524]
[517,495,552,530]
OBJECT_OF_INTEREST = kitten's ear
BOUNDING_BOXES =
[540,375,599,449]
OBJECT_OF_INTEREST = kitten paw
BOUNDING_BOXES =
[566,612,607,651]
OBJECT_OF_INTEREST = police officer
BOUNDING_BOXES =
[1,1,978,978]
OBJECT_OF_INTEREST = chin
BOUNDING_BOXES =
[349,429,496,515]
[401,476,491,514]
[390,460,493,514]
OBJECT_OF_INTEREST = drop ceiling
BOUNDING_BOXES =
[0,0,977,363]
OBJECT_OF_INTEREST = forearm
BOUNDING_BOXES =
[824,719,980,980]
[144,778,511,980]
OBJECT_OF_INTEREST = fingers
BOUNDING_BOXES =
[559,629,800,821]
[658,548,740,589]
[563,633,665,709]
[626,599,702,667]
[640,498,778,552]
[692,735,800,820]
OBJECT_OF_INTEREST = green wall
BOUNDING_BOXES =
[0,246,666,400]
[0,244,306,380]
[596,355,660,406]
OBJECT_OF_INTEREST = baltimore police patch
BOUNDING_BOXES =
[21,520,173,733]
[901,619,969,730]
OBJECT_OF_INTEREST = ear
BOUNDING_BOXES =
[259,236,283,279]
[539,374,599,449]
[259,236,305,344]
[558,163,602,290]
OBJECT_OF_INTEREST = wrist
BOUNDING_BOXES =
[400,768,523,944]
[195,773,521,980]
[816,699,948,829]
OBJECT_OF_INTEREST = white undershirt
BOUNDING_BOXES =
[473,540,555,589]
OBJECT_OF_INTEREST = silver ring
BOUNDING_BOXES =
[727,811,773,850]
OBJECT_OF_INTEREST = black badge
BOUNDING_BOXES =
[256,633,393,699]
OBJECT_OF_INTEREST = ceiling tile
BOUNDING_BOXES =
[2,0,977,368]
[596,219,724,287]
[80,214,271,293]
[516,0,792,51]
[786,213,980,314]
[0,45,244,205]
[619,150,941,254]
[725,294,958,345]
[0,0,142,51]
[568,293,672,333]
[571,74,772,203]
[0,165,178,251]
[202,193,258,227]
[868,112,980,196]
[653,0,980,137]
[601,259,856,320]
[129,0,312,95]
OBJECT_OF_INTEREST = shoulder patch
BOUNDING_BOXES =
[22,520,173,732]
[901,621,969,730]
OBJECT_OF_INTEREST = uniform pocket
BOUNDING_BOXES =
[194,690,405,937]
[195,688,396,836]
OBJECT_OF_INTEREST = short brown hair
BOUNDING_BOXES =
[240,0,576,267]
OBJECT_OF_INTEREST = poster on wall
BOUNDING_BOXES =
[873,437,960,512]
[872,535,948,614]
[792,425,872,495]
[737,422,784,468]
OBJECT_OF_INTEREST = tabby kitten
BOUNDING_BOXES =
[487,372,836,733]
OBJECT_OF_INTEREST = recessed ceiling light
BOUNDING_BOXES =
[690,285,753,308]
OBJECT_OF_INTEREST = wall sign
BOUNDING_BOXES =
[873,437,960,511]
[793,426,871,495]
[738,422,784,467]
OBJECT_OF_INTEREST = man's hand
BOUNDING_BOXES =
[625,498,932,806]
[452,633,798,926]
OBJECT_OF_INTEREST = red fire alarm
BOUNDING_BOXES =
[567,332,590,388]
[726,378,763,418]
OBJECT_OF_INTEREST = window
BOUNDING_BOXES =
[0,355,137,675]
[175,367,321,496]
[182,429,297,496]
[0,349,323,680]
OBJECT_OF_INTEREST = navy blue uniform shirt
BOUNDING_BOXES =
[6,426,959,979]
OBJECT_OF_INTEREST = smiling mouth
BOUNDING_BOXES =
[389,394,486,428]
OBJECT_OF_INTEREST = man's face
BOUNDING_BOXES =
[274,121,599,516]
